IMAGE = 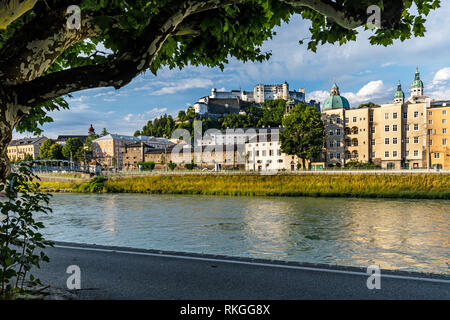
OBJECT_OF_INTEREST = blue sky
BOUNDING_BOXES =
[15,2,450,139]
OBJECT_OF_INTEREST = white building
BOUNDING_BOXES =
[192,82,306,115]
[245,132,303,172]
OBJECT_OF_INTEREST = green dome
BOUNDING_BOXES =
[322,82,350,110]
[394,81,405,99]
[323,95,350,110]
[411,79,423,89]
[411,68,424,89]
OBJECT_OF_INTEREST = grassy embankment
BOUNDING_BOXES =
[37,174,450,199]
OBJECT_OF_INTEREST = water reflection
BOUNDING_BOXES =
[38,194,450,274]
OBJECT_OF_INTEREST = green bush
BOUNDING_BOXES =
[0,165,53,299]
[185,162,196,171]
[78,176,107,192]
[138,161,156,171]
[168,162,177,171]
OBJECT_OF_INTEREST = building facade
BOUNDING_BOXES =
[321,68,449,169]
[93,134,173,169]
[428,101,450,169]
[7,136,48,161]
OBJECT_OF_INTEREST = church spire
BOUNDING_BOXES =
[394,80,405,103]
[411,66,424,97]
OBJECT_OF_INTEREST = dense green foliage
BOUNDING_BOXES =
[61,138,83,160]
[280,103,325,169]
[0,165,53,299]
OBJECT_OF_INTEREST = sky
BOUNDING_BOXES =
[14,2,450,139]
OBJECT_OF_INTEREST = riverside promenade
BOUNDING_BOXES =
[33,242,450,300]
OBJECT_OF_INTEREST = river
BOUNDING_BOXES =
[38,193,450,274]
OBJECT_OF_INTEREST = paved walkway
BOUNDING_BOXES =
[32,242,450,300]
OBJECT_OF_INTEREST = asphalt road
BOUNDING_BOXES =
[32,242,450,300]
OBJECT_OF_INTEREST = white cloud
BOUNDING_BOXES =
[433,67,450,84]
[309,81,391,107]
[150,79,214,96]
[307,90,329,104]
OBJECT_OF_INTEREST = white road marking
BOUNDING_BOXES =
[54,244,450,285]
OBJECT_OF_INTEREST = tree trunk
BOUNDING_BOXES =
[0,101,25,181]
[302,158,307,171]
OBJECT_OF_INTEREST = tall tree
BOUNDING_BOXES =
[0,0,441,179]
[49,143,64,160]
[280,103,325,170]
[62,137,83,160]
[39,139,55,159]
[100,128,109,136]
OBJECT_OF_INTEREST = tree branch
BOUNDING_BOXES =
[280,0,365,29]
[0,0,38,29]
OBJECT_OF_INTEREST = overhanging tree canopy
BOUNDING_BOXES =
[0,0,441,179]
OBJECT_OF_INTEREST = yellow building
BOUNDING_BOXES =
[427,101,450,169]
[321,68,449,169]
[7,136,48,161]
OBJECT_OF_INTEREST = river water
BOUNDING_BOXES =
[39,194,450,274]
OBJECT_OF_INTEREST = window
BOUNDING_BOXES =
[443,119,447,124]
[385,113,389,120]
[414,124,419,130]
[429,140,433,146]
[336,129,341,136]
[329,130,334,136]
[371,152,376,158]
[278,159,283,163]
[385,151,389,158]
[329,141,334,148]
[429,120,433,125]
[414,111,419,118]
[385,125,390,132]
[428,111,433,116]
[353,117,357,122]
[406,150,409,157]
[434,153,440,159]
[262,150,266,157]
[414,137,419,144]
[371,126,376,133]
[277,149,282,156]
[403,112,407,118]
[336,118,341,124]
[369,115,374,122]
[336,153,341,159]
[385,138,390,145]
[371,139,376,146]
[329,119,333,125]
[414,150,419,157]
[256,151,260,157]
[393,112,398,119]
[393,125,398,132]
[393,151,398,157]
[443,128,447,134]
[443,139,447,146]
[329,153,334,159]
[269,150,274,156]
[345,118,349,123]
[393,138,398,144]
[443,110,447,115]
